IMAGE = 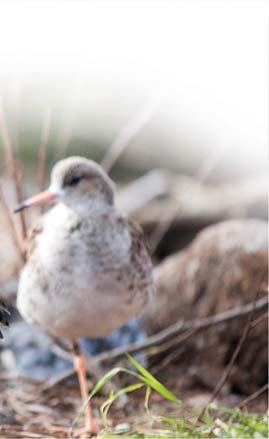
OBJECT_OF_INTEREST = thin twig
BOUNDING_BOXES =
[150,330,198,375]
[41,367,75,392]
[250,311,268,330]
[238,383,268,408]
[146,327,198,358]
[150,346,185,376]
[199,292,261,417]
[101,93,163,173]
[93,295,267,364]
[50,344,73,361]
[0,99,27,241]
[13,159,27,242]
[38,108,51,193]
[0,100,15,175]
[0,182,24,259]
[43,296,268,389]
[126,327,199,368]
[55,117,74,160]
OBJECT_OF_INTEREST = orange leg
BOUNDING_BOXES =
[72,342,100,436]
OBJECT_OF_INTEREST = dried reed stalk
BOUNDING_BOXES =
[199,291,262,418]
[101,93,163,173]
[55,118,73,160]
[238,383,268,408]
[0,99,27,243]
[0,182,24,259]
[38,108,51,192]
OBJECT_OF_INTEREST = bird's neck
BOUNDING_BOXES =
[60,198,114,219]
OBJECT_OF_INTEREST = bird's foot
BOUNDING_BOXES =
[51,420,100,438]
[71,421,100,438]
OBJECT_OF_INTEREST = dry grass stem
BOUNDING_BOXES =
[55,119,74,160]
[199,292,262,417]
[0,100,27,243]
[250,312,268,330]
[0,182,24,259]
[101,93,163,173]
[147,327,199,358]
[238,383,268,408]
[38,107,51,192]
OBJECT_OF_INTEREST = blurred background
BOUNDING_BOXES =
[0,0,267,182]
[0,0,268,432]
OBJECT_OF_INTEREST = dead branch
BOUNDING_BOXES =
[93,295,267,364]
[43,296,268,390]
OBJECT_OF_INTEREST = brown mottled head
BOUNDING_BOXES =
[50,157,115,209]
[14,157,115,215]
[53,157,113,194]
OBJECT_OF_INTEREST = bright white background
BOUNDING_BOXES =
[0,0,267,180]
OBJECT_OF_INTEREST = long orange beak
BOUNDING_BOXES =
[14,190,56,213]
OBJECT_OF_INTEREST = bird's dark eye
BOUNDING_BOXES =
[67,175,83,186]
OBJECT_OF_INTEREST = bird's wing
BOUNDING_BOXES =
[0,299,10,339]
[126,217,154,294]
[128,217,151,255]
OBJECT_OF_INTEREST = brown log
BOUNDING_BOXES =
[143,219,268,394]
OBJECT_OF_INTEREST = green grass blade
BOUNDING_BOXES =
[89,367,123,399]
[144,386,152,415]
[101,383,145,426]
[89,366,141,400]
[126,353,180,404]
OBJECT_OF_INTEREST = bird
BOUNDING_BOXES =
[0,299,10,339]
[14,156,154,435]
